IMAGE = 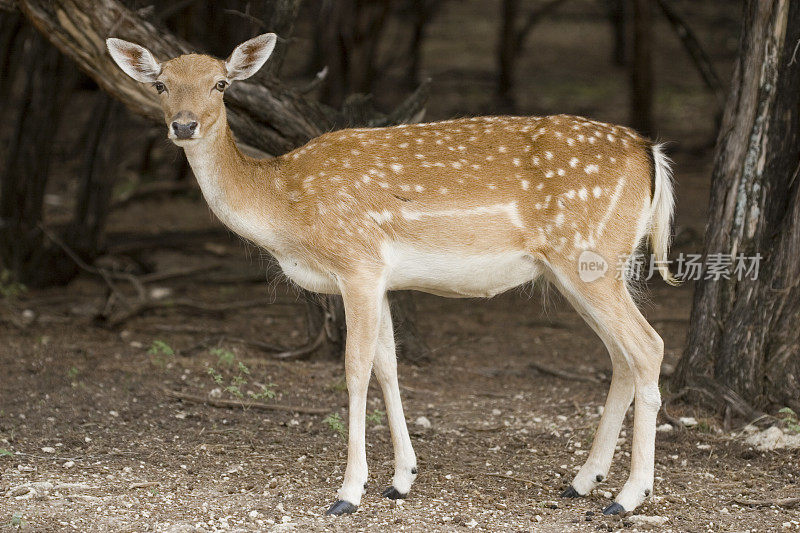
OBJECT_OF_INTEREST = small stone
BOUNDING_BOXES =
[41,447,56,454]
[656,423,673,433]
[679,417,698,427]
[415,416,432,429]
[466,518,478,528]
[149,287,172,300]
[63,461,75,468]
[628,515,669,528]
[248,510,259,518]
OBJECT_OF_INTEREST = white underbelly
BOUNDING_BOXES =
[383,243,540,298]
[277,255,339,294]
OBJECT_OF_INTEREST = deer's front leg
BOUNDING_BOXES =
[373,297,417,499]
[325,279,384,516]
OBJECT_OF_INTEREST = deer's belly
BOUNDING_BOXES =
[384,243,540,298]
[277,255,340,294]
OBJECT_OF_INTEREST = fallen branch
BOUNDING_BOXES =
[733,496,800,508]
[139,265,220,283]
[38,223,138,305]
[486,472,538,485]
[106,298,296,327]
[660,389,688,429]
[270,323,327,360]
[129,481,160,489]
[164,389,329,415]
[529,361,600,383]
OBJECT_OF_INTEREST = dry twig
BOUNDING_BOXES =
[529,361,600,383]
[164,389,329,415]
[733,496,800,508]
[486,472,538,485]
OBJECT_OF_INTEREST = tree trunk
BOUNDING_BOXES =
[495,0,568,110]
[496,0,519,107]
[606,0,626,66]
[674,0,800,413]
[0,21,73,285]
[629,0,653,135]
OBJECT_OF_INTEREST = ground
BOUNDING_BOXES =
[2,1,800,532]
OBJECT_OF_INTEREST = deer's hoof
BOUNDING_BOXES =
[602,502,626,515]
[381,486,407,500]
[325,500,358,516]
[560,485,582,498]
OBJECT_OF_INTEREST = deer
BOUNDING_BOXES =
[107,33,677,517]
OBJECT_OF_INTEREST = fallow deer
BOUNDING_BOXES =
[107,33,677,517]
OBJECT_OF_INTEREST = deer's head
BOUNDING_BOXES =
[107,34,276,145]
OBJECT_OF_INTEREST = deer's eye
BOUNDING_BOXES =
[215,80,228,92]
[154,81,166,94]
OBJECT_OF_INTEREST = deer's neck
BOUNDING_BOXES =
[181,122,290,252]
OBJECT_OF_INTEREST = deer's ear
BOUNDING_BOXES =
[225,33,277,81]
[106,38,161,83]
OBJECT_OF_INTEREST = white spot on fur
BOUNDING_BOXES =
[367,210,393,224]
[584,164,599,174]
[401,202,525,228]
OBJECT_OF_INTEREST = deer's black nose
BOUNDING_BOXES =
[171,120,198,139]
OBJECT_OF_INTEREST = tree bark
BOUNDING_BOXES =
[674,0,800,413]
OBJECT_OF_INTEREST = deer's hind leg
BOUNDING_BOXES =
[546,263,663,515]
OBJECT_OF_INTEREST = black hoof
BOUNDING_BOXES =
[560,485,582,498]
[325,500,358,516]
[602,502,626,515]
[381,486,407,500]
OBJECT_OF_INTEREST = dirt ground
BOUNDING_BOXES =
[2,1,800,532]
